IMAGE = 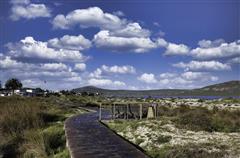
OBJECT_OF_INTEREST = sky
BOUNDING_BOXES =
[0,0,239,90]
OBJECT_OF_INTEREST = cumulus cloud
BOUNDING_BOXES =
[227,57,240,64]
[173,60,231,71]
[10,0,51,21]
[10,0,30,5]
[0,54,84,90]
[110,22,150,38]
[93,30,157,53]
[112,11,125,17]
[6,36,87,62]
[164,43,190,55]
[74,63,86,71]
[89,68,103,78]
[48,34,91,51]
[138,73,157,83]
[191,40,240,59]
[138,71,219,89]
[0,56,26,69]
[198,39,225,48]
[52,6,125,30]
[159,39,239,59]
[40,63,68,71]
[158,71,219,88]
[159,72,177,79]
[88,78,125,87]
[101,65,136,74]
[181,71,218,81]
[52,7,171,53]
[89,65,136,79]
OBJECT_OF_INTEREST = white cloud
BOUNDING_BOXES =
[159,78,170,84]
[10,0,51,21]
[74,63,86,71]
[89,68,102,78]
[0,56,26,69]
[112,81,126,86]
[159,72,177,79]
[101,65,136,74]
[88,78,125,87]
[112,11,125,17]
[156,38,168,47]
[158,71,219,88]
[138,73,157,83]
[6,36,87,62]
[89,64,136,79]
[110,22,150,38]
[52,6,125,30]
[48,34,91,51]
[40,63,68,71]
[173,60,231,71]
[0,55,71,72]
[64,76,82,82]
[164,43,190,55]
[181,71,218,81]
[153,22,160,27]
[93,30,157,53]
[181,71,205,80]
[227,57,240,64]
[191,40,240,59]
[198,39,225,48]
[10,0,30,5]
[0,56,85,90]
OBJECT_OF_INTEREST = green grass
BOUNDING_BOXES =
[157,105,240,132]
[0,96,86,158]
[147,143,227,158]
[105,100,240,158]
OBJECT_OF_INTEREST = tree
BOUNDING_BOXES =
[5,78,22,94]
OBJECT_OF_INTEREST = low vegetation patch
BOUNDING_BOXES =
[105,102,240,158]
[0,96,86,158]
[157,105,240,132]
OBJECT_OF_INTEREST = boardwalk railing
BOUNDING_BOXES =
[98,102,162,120]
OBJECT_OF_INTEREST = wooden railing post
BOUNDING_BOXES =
[99,103,102,120]
[113,103,116,120]
[127,104,129,120]
[139,104,142,120]
[154,104,157,119]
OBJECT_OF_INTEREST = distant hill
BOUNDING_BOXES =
[72,81,240,97]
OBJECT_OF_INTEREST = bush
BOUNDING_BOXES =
[155,135,172,144]
[0,98,43,135]
[173,106,240,132]
[164,144,226,158]
[43,125,66,155]
[177,108,213,132]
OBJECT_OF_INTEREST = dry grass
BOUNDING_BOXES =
[0,96,84,158]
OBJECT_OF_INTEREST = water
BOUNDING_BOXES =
[146,96,240,100]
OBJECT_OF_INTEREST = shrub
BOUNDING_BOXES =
[0,98,43,135]
[176,107,213,132]
[155,135,172,144]
[43,125,66,155]
[164,144,226,158]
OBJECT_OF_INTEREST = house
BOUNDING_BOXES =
[0,89,12,96]
[0,87,48,97]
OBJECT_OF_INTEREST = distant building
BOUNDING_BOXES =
[0,89,12,96]
[0,88,47,97]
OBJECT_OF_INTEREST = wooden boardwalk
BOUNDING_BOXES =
[65,109,149,158]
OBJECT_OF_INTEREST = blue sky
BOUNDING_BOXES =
[0,0,239,90]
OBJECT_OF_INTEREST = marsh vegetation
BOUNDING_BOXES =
[105,101,240,158]
[0,96,86,158]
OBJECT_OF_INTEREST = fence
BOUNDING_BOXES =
[99,102,162,120]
